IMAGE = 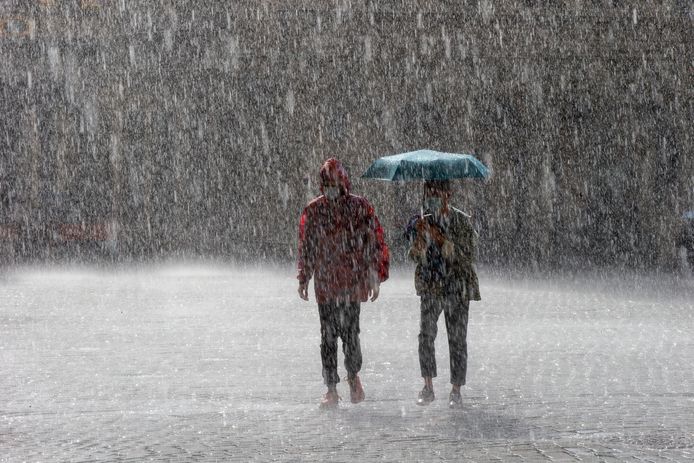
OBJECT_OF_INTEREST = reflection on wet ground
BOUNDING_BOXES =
[1,265,693,461]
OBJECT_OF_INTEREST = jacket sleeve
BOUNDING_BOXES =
[368,204,390,283]
[297,207,314,285]
[450,214,481,301]
[444,215,475,264]
[405,216,426,263]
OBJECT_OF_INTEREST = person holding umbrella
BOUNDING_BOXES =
[362,149,487,408]
[405,179,481,407]
[297,158,390,409]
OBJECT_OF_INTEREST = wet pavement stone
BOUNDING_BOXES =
[1,265,693,462]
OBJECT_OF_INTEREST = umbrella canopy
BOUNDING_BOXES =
[361,149,490,181]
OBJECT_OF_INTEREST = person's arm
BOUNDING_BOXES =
[297,207,314,300]
[405,216,427,262]
[370,212,390,284]
[443,214,481,300]
[441,215,476,264]
[366,203,389,301]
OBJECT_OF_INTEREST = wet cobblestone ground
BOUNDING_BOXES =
[1,264,693,462]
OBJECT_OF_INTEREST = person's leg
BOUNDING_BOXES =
[444,294,469,406]
[319,303,340,406]
[418,295,442,404]
[341,301,365,403]
[419,295,441,379]
[341,301,363,377]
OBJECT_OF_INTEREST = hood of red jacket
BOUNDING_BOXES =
[319,158,351,196]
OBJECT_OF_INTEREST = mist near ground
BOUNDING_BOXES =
[2,263,692,461]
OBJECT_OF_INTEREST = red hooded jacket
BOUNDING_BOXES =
[297,159,389,304]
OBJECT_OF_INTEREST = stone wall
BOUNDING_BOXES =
[1,1,692,268]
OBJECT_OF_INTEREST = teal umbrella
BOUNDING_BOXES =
[361,149,490,181]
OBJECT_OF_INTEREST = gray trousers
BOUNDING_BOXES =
[418,293,469,385]
[318,302,362,385]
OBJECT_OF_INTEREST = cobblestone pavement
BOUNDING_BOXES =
[1,264,693,462]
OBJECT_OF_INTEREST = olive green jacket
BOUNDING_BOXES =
[406,207,481,301]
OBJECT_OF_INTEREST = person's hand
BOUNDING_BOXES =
[441,240,455,259]
[411,219,429,256]
[298,282,309,301]
[410,234,427,257]
[427,225,446,247]
[368,282,380,302]
[415,218,430,234]
[416,218,445,246]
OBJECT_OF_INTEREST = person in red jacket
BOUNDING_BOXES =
[297,158,390,408]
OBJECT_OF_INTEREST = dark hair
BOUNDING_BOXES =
[423,180,451,193]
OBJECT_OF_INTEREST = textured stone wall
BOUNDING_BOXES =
[1,1,692,268]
